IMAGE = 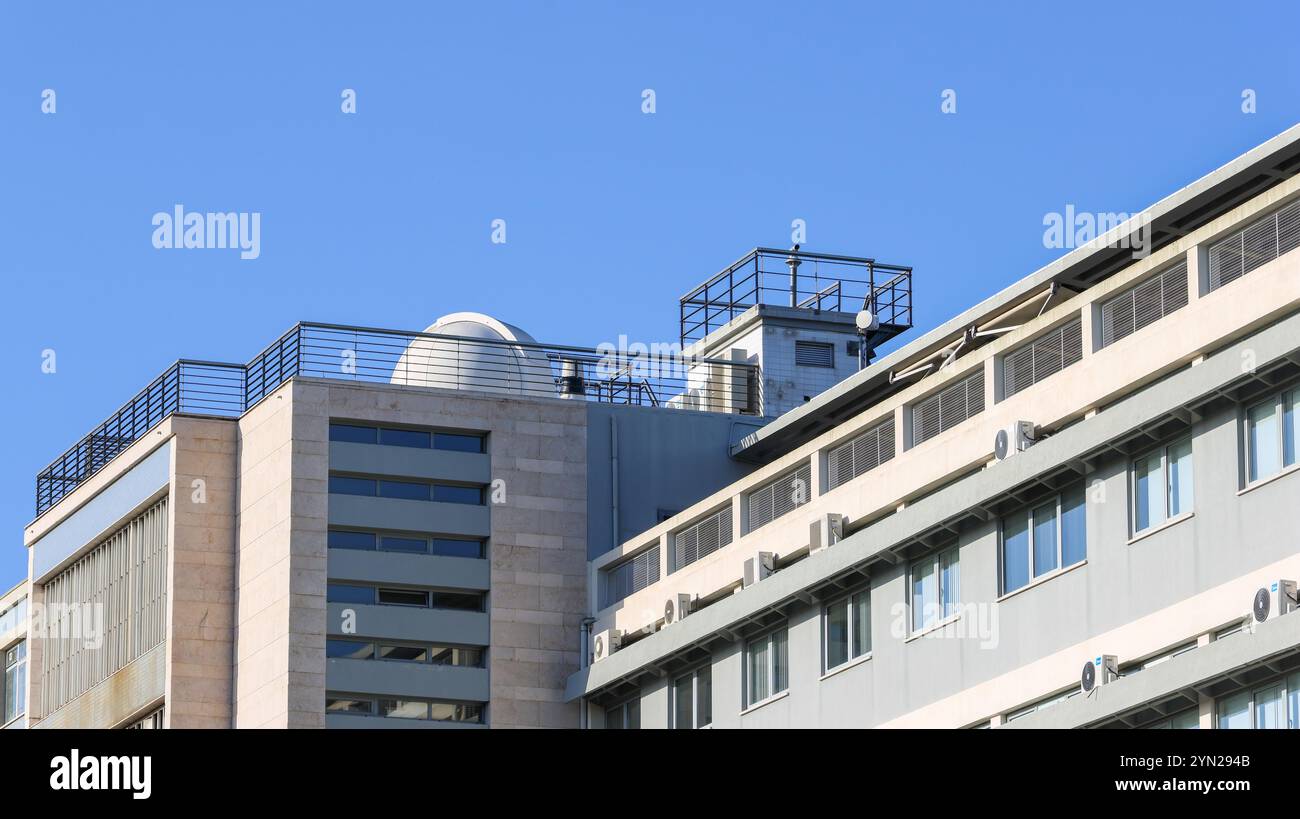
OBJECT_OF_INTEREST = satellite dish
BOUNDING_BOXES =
[1080,660,1096,693]
[594,635,605,659]
[1254,587,1271,623]
[855,310,879,332]
[994,428,1010,460]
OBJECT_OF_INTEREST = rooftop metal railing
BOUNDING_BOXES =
[679,248,913,345]
[35,322,761,516]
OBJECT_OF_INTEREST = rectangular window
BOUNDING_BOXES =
[605,698,640,729]
[433,484,484,505]
[379,479,431,501]
[1002,319,1083,398]
[326,696,374,715]
[1208,199,1300,291]
[911,546,959,632]
[329,529,484,558]
[328,530,377,551]
[329,423,485,453]
[329,423,378,444]
[1098,261,1189,347]
[746,627,789,707]
[326,639,374,660]
[380,536,427,553]
[672,506,733,571]
[379,427,432,448]
[435,432,486,453]
[673,665,712,729]
[327,584,375,605]
[1131,438,1194,534]
[1217,672,1300,728]
[824,590,871,672]
[1246,387,1299,484]
[602,546,661,609]
[999,485,1086,595]
[795,340,835,367]
[4,641,26,724]
[428,591,485,611]
[329,475,377,496]
[746,462,813,531]
[826,417,895,491]
[377,588,429,607]
[326,693,483,722]
[911,369,985,447]
[431,537,485,559]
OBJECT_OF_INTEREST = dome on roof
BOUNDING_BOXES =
[390,312,556,397]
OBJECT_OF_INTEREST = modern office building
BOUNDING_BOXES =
[13,125,1300,729]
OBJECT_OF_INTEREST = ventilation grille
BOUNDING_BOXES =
[1208,199,1300,291]
[827,417,896,491]
[1099,261,1189,347]
[746,462,813,531]
[602,545,661,608]
[673,507,733,571]
[1003,319,1083,398]
[911,370,985,446]
[794,340,834,367]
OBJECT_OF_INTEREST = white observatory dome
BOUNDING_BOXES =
[390,312,557,397]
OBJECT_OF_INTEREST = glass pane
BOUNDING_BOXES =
[825,598,849,669]
[377,588,428,607]
[328,530,376,551]
[1248,400,1281,482]
[433,484,483,505]
[329,476,375,496]
[429,646,481,666]
[1001,512,1030,594]
[1289,672,1300,729]
[379,645,428,662]
[429,591,483,611]
[380,699,428,719]
[1167,439,1194,517]
[698,666,712,727]
[329,423,377,444]
[1285,388,1298,468]
[748,638,769,704]
[912,557,937,631]
[1256,684,1285,729]
[604,706,623,729]
[626,699,640,729]
[379,480,431,501]
[326,639,373,660]
[1032,502,1058,577]
[772,629,789,694]
[674,675,693,729]
[380,536,427,554]
[326,584,374,605]
[940,548,959,619]
[430,702,482,723]
[434,432,485,453]
[1169,710,1199,730]
[379,427,431,448]
[852,590,871,658]
[326,697,372,715]
[431,538,484,559]
[1060,485,1087,565]
[1133,452,1165,532]
[1218,691,1252,729]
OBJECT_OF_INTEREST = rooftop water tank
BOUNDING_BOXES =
[390,312,557,397]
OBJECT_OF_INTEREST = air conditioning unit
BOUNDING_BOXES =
[743,552,776,588]
[994,421,1036,461]
[1080,654,1118,694]
[591,628,622,663]
[1251,579,1298,626]
[663,594,693,626]
[809,513,845,554]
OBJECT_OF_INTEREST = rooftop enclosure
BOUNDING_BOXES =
[33,321,760,516]
[679,248,913,355]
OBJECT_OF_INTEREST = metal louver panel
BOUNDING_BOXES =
[603,545,661,607]
[1003,319,1083,398]
[1208,199,1300,291]
[1098,261,1188,348]
[672,507,733,571]
[746,462,813,531]
[911,370,984,446]
[794,341,834,367]
[827,416,896,491]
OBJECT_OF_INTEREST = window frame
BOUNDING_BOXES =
[604,696,641,729]
[1244,386,1299,486]
[1130,436,1195,536]
[2,639,26,726]
[1215,670,1300,729]
[997,485,1086,597]
[743,625,789,709]
[671,663,713,729]
[822,587,871,674]
[909,545,960,635]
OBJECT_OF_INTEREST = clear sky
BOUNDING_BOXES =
[1,1,1298,587]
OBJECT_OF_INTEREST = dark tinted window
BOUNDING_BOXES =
[381,536,427,553]
[329,530,376,551]
[379,480,431,501]
[380,428,432,448]
[327,640,374,659]
[326,697,373,715]
[430,591,484,611]
[430,646,483,667]
[434,433,485,453]
[329,424,377,444]
[327,584,375,605]
[377,588,429,607]
[433,484,483,505]
[431,538,484,559]
[379,645,428,662]
[329,476,376,496]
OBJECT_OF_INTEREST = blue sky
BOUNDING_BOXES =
[1,1,1298,586]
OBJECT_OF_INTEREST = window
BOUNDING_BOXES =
[602,546,661,608]
[328,583,484,612]
[326,639,483,667]
[377,588,428,607]
[327,639,374,660]
[379,479,430,501]
[826,417,895,490]
[673,665,712,729]
[1098,261,1189,347]
[328,476,485,505]
[329,422,485,453]
[605,698,640,729]
[1002,319,1083,398]
[1145,710,1199,730]
[329,695,484,723]
[824,590,871,672]
[125,707,165,729]
[328,528,485,559]
[795,340,835,368]
[745,627,788,707]
[1000,485,1086,595]
[1217,672,1300,729]
[911,546,959,632]
[327,584,375,605]
[746,462,813,531]
[327,696,374,716]
[3,641,26,724]
[1132,438,1194,534]
[1246,387,1299,483]
[1207,199,1300,291]
[328,530,376,551]
[911,369,985,447]
[433,484,484,505]
[672,506,733,571]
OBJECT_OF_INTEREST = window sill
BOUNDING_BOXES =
[1238,463,1300,496]
[740,690,789,716]
[1128,512,1194,545]
[906,615,961,642]
[996,559,1088,603]
[820,651,872,681]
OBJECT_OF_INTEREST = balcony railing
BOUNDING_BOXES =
[35,322,761,516]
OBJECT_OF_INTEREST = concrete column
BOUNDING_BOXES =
[1187,244,1209,301]
[731,494,745,540]
[983,357,997,407]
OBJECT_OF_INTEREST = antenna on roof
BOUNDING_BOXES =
[786,244,801,307]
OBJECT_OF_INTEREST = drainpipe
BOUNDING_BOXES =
[579,616,596,729]
[610,416,619,547]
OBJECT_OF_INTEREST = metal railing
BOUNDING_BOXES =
[35,322,761,515]
[679,248,913,345]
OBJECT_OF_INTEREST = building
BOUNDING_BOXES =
[14,125,1300,729]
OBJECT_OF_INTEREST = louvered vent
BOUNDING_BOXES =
[1208,199,1300,291]
[827,417,896,491]
[602,545,661,608]
[1098,261,1188,347]
[1003,319,1083,398]
[746,462,813,531]
[672,507,733,571]
[795,340,834,367]
[911,369,985,447]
